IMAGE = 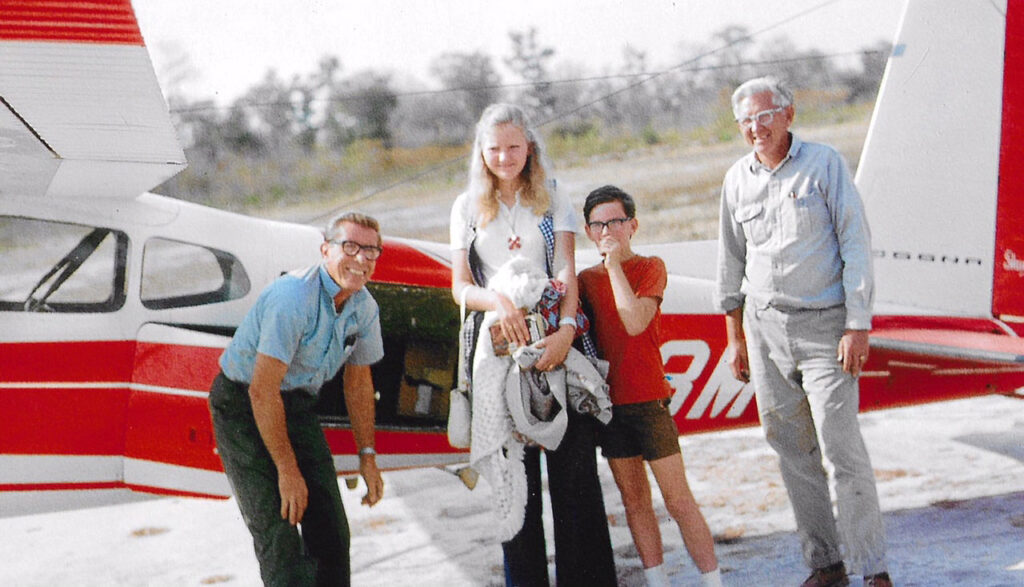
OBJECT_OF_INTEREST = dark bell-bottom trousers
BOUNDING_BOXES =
[502,410,617,586]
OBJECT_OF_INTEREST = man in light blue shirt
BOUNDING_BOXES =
[715,77,890,587]
[210,212,385,587]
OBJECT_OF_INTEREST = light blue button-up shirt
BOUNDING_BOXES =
[220,264,384,395]
[715,134,874,330]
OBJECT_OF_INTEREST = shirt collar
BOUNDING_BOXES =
[319,263,369,317]
[746,132,802,174]
[318,264,341,301]
[497,190,522,212]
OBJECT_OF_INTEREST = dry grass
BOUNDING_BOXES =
[259,114,871,247]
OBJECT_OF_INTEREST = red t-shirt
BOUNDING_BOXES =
[579,255,672,405]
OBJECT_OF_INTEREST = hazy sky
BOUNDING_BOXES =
[133,0,906,105]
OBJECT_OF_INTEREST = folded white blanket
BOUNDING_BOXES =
[469,256,612,541]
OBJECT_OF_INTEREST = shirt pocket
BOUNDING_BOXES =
[733,201,769,246]
[340,335,357,363]
[791,187,830,234]
[316,335,357,383]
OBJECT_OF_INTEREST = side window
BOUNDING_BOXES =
[0,216,128,313]
[141,238,250,309]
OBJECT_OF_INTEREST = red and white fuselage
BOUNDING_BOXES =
[2,0,1024,514]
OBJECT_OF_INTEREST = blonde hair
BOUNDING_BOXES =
[467,103,551,227]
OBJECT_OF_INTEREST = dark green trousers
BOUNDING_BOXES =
[210,372,350,587]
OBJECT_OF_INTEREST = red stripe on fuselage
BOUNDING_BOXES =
[0,386,129,454]
[324,427,464,458]
[994,0,1024,318]
[1,340,135,382]
[0,0,144,45]
[0,481,121,492]
[656,313,1024,433]
[1,341,135,455]
[123,391,222,471]
[132,341,222,390]
[373,240,451,288]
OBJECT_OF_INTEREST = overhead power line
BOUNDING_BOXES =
[302,0,866,222]
[163,0,875,222]
[171,49,881,115]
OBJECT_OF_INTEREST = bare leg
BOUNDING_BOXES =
[608,456,664,568]
[649,452,719,573]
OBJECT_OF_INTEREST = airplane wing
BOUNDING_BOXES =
[0,0,186,200]
[871,326,1024,365]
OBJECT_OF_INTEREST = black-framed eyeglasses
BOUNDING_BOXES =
[586,217,632,232]
[328,239,382,260]
[736,106,785,128]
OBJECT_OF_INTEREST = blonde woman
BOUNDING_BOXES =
[449,103,616,586]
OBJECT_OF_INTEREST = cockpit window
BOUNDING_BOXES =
[0,215,127,312]
[141,237,250,309]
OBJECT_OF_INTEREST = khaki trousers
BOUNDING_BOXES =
[744,304,887,575]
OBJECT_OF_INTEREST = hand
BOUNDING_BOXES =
[533,327,574,371]
[359,455,384,507]
[494,293,530,347]
[599,235,627,267]
[838,329,870,377]
[727,340,750,383]
[278,465,308,525]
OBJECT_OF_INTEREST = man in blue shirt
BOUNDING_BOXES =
[210,212,386,586]
[715,77,891,587]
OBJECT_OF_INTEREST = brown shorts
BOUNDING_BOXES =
[599,399,681,461]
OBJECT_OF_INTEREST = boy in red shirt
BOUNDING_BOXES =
[579,185,722,587]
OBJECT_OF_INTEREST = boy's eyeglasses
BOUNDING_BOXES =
[586,217,631,231]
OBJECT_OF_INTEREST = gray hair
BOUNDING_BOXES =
[324,212,381,246]
[731,76,794,119]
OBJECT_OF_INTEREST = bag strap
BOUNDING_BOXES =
[455,286,469,391]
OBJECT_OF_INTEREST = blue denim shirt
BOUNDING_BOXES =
[715,134,874,330]
[220,264,384,395]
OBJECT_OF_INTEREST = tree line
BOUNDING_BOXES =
[155,26,891,211]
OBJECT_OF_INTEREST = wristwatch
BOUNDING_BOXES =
[358,446,376,457]
[558,317,577,329]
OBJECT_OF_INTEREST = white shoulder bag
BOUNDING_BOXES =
[447,287,472,448]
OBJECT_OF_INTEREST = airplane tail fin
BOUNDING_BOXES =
[855,0,1023,323]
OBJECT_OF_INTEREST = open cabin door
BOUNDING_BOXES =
[315,281,468,473]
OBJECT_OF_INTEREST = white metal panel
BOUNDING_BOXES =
[856,0,1007,315]
[123,459,230,498]
[0,455,122,484]
[0,100,59,197]
[0,193,321,344]
[0,42,185,199]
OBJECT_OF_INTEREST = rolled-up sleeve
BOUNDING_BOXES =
[715,168,747,313]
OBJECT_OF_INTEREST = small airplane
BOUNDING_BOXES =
[2,0,1022,516]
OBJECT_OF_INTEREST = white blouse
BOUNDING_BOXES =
[449,187,578,286]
